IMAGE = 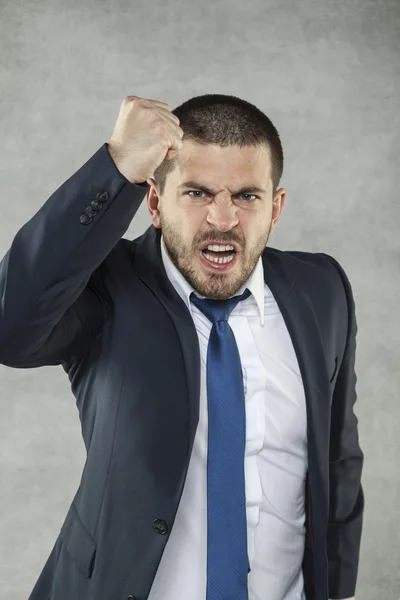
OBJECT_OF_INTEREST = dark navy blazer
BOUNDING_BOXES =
[0,143,364,600]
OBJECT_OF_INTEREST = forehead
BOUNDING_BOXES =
[174,141,271,182]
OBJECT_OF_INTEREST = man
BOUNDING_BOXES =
[0,94,363,600]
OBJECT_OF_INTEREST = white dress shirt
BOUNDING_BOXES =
[147,235,308,600]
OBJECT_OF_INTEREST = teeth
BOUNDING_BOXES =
[206,244,234,252]
[203,252,235,264]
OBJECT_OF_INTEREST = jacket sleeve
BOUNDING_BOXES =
[319,253,365,600]
[0,143,149,368]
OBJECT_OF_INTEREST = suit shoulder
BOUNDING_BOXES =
[266,246,344,272]
[265,247,353,298]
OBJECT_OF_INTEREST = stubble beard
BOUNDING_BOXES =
[160,216,272,300]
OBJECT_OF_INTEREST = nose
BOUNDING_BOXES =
[206,195,239,232]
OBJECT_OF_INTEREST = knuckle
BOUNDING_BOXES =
[155,120,167,133]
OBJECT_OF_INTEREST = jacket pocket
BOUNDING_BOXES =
[60,501,97,579]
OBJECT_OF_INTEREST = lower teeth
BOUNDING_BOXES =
[203,251,235,264]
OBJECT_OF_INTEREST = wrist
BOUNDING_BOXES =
[107,146,144,185]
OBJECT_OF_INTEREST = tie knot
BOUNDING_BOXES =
[190,288,251,324]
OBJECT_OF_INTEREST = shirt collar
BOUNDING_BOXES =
[160,234,265,326]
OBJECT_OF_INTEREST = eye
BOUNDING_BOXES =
[240,194,258,202]
[187,191,258,202]
[187,191,206,199]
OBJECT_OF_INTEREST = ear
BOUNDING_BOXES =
[146,182,162,229]
[270,188,286,234]
[273,188,286,219]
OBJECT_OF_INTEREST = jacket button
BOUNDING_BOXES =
[91,199,102,211]
[152,518,168,535]
[127,596,137,600]
[85,206,97,218]
[80,213,92,225]
[96,191,109,203]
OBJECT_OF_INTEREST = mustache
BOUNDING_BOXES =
[198,236,241,245]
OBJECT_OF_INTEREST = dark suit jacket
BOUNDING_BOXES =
[0,143,364,600]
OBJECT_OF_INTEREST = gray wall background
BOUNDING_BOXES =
[0,0,399,598]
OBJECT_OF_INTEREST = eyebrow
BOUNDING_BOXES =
[178,180,267,196]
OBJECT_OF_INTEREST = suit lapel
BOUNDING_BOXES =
[261,251,330,513]
[134,226,202,458]
[261,249,330,598]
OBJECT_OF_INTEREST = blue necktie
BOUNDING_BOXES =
[190,288,251,600]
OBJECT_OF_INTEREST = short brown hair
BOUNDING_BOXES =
[153,93,284,196]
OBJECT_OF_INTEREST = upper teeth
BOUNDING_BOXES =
[206,244,235,252]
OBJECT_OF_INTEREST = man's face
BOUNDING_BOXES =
[146,141,286,300]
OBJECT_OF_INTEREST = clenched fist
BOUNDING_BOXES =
[108,96,184,184]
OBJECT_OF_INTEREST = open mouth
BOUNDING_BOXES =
[200,244,239,271]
